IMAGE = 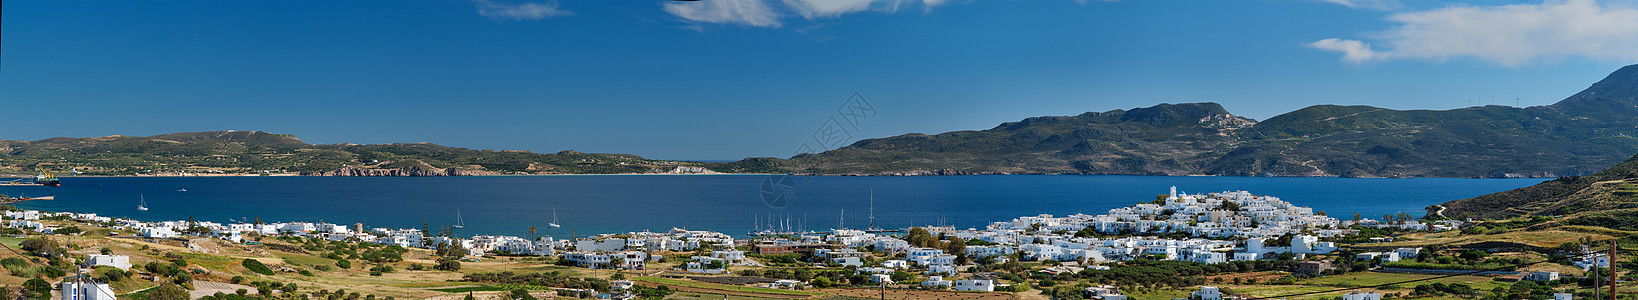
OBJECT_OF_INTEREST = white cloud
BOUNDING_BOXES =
[1309,0,1638,66]
[783,0,879,19]
[662,0,785,28]
[1312,0,1400,10]
[474,0,570,21]
[1306,38,1386,64]
[662,0,957,29]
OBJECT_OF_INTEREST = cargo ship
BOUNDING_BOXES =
[35,172,61,187]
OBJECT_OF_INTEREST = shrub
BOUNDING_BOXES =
[436,259,462,271]
[37,266,67,278]
[335,259,352,269]
[242,259,275,275]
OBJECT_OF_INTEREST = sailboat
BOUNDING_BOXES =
[452,210,466,229]
[547,208,561,228]
[864,189,900,233]
[137,194,149,211]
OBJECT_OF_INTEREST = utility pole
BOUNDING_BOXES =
[1610,239,1617,300]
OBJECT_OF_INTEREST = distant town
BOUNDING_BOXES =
[5,187,1609,300]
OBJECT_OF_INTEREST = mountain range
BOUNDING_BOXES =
[770,64,1638,178]
[3,64,1635,178]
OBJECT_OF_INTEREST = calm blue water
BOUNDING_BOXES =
[0,175,1544,239]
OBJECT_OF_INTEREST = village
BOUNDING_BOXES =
[0,188,1618,300]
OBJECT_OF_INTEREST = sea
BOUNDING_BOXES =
[0,175,1546,239]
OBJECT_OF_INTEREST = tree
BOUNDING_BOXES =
[149,283,192,300]
[19,238,66,260]
[944,237,967,256]
[437,259,462,271]
[22,279,51,299]
[1352,212,1362,222]
[528,227,538,241]
[811,276,834,288]
[905,227,935,248]
[509,289,538,300]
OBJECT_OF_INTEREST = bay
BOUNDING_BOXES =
[0,175,1544,239]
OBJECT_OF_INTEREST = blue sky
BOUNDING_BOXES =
[2,0,1636,160]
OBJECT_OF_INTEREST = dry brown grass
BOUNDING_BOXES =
[1372,229,1614,248]
[817,288,1015,300]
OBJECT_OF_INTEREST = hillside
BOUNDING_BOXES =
[6,65,1635,178]
[1433,150,1638,225]
[0,131,738,176]
[767,64,1638,178]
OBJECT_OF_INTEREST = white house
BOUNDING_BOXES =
[1525,271,1559,282]
[831,257,863,267]
[1085,285,1127,300]
[870,274,893,284]
[927,265,957,276]
[1395,247,1421,259]
[565,252,612,268]
[1190,252,1227,264]
[84,254,131,270]
[1192,286,1222,300]
[142,227,178,238]
[952,279,994,292]
[711,250,747,264]
[923,276,952,288]
[1575,254,1611,270]
[686,256,727,274]
[1341,291,1382,300]
[575,238,626,252]
[882,260,908,269]
[61,280,117,300]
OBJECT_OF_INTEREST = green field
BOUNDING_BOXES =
[0,237,27,249]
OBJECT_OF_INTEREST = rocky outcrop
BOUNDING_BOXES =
[303,166,502,177]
